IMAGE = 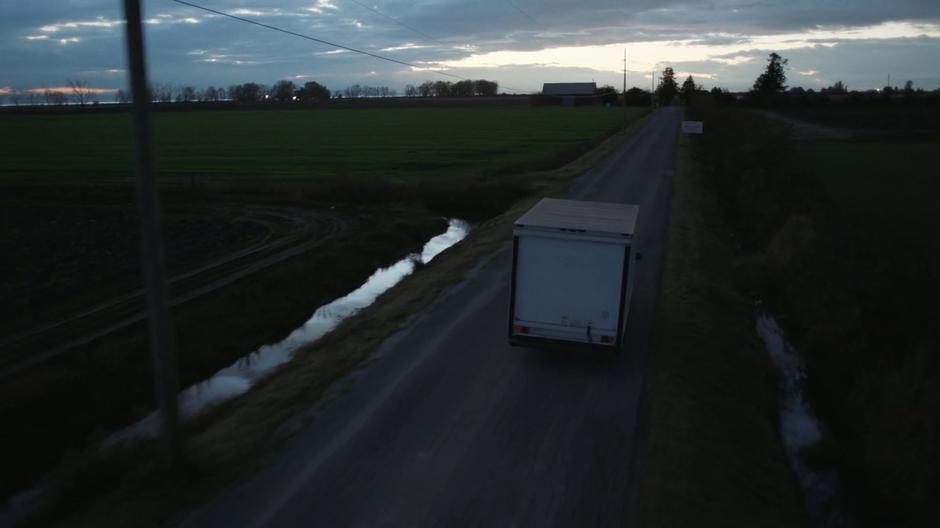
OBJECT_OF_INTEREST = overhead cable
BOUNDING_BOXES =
[169,0,532,93]
[504,0,538,24]
[169,0,465,80]
[345,0,439,42]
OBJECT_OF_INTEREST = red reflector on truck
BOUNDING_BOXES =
[600,335,615,344]
[514,325,529,334]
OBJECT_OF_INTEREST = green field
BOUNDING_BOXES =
[796,141,938,218]
[0,107,642,183]
[790,140,939,522]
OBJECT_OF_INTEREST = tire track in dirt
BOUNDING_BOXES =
[0,207,346,380]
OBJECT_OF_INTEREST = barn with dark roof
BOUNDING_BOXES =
[540,82,597,106]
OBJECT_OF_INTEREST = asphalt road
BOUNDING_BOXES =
[182,107,682,527]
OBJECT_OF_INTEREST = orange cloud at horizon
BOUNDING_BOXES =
[23,85,118,94]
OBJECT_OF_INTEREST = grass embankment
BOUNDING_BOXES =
[690,97,940,525]
[636,134,805,527]
[0,107,641,184]
[18,112,651,527]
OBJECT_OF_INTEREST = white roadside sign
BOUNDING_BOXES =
[681,121,704,134]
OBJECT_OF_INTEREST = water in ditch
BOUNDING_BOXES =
[756,312,846,527]
[110,218,470,443]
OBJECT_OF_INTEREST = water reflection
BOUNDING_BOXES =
[112,219,469,442]
[756,313,843,527]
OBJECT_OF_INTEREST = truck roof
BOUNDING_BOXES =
[514,198,639,236]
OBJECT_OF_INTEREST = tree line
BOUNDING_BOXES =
[4,79,99,106]
[2,77,503,106]
[403,80,499,97]
[650,52,940,107]
[648,53,940,109]
[111,80,334,104]
[9,66,933,109]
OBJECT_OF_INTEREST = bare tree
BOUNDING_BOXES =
[432,80,451,97]
[271,80,296,102]
[9,90,23,106]
[149,83,173,103]
[116,88,131,103]
[453,80,474,97]
[344,84,362,98]
[67,79,92,105]
[822,81,847,94]
[44,89,67,105]
[473,80,498,96]
[228,82,264,103]
[203,85,222,101]
[158,85,173,103]
[176,85,197,102]
[295,81,330,102]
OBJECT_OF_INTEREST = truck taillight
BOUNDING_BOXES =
[514,325,529,334]
[600,335,615,344]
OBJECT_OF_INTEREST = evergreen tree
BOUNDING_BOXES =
[656,67,679,105]
[753,52,788,94]
[680,75,698,103]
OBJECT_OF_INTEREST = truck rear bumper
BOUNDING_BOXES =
[508,333,620,353]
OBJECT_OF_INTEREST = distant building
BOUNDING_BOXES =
[540,82,597,106]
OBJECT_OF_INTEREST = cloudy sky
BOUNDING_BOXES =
[2,0,940,97]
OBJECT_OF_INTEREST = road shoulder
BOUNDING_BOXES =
[634,134,806,527]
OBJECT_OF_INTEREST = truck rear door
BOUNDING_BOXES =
[512,234,628,345]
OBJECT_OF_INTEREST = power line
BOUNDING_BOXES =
[504,0,538,24]
[344,0,439,43]
[169,0,465,80]
[169,0,533,93]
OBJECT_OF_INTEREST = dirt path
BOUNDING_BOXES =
[753,109,855,140]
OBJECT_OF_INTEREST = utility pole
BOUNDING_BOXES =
[623,49,627,132]
[122,0,182,464]
[651,65,656,108]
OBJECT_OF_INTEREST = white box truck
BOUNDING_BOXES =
[508,198,639,350]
